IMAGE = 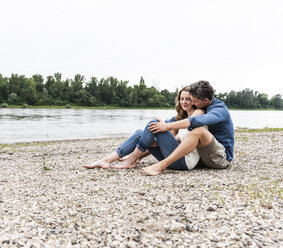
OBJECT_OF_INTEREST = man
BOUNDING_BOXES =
[142,80,234,176]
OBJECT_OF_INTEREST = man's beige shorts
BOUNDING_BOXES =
[197,137,230,169]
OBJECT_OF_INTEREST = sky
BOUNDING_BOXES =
[1,0,282,98]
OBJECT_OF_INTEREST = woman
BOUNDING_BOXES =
[83,86,204,170]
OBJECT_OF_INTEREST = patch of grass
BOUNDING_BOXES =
[43,166,51,171]
[235,136,249,141]
[1,143,29,149]
[1,141,53,149]
[236,179,281,210]
[236,127,283,133]
[20,216,26,221]
[143,183,152,187]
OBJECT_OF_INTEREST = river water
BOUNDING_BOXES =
[0,108,282,144]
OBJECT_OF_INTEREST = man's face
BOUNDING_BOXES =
[189,94,210,109]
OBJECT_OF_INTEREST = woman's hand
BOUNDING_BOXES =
[148,118,169,133]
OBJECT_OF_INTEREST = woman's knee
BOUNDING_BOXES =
[145,119,159,131]
[147,119,159,125]
[134,129,143,137]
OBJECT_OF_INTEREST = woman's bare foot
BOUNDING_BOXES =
[82,160,111,169]
[83,151,120,169]
[141,161,165,176]
[118,155,130,162]
[111,159,138,169]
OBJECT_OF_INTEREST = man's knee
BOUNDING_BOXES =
[191,127,213,147]
[191,126,209,136]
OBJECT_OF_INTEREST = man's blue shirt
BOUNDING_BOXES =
[167,98,234,161]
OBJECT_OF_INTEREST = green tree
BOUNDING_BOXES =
[50,73,67,102]
[69,74,88,105]
[225,91,238,108]
[139,76,145,84]
[114,80,129,106]
[257,93,270,108]
[271,94,283,109]
[8,74,26,103]
[21,78,37,104]
[33,74,44,93]
[85,77,99,106]
[160,89,176,107]
[236,89,257,109]
[0,74,9,102]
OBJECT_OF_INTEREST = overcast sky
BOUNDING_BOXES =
[1,0,282,98]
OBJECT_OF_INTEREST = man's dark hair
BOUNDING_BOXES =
[189,80,214,100]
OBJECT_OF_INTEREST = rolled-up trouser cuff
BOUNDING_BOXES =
[116,148,123,158]
[136,142,147,153]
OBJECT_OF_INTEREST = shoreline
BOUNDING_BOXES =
[0,131,282,247]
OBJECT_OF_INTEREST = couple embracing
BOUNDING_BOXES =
[83,80,234,176]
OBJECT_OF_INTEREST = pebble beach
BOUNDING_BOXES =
[0,131,282,247]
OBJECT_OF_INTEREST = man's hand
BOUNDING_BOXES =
[148,118,169,133]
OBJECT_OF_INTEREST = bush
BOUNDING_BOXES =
[8,93,17,104]
[1,103,8,108]
[54,100,64,106]
[65,104,72,109]
[22,103,29,108]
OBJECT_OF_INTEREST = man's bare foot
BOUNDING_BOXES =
[141,161,165,176]
[82,160,111,169]
[111,159,138,169]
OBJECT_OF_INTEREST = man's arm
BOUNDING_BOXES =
[189,107,227,128]
[148,118,190,133]
[148,109,206,133]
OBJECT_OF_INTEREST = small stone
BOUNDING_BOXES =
[18,238,27,246]
[128,240,138,248]
[185,224,193,232]
[217,242,230,248]
[0,233,10,243]
[71,239,77,245]
[207,205,217,211]
[170,221,186,232]
[68,209,77,216]
[114,235,124,242]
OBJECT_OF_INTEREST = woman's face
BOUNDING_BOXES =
[180,91,192,112]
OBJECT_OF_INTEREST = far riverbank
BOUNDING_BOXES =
[1,104,283,111]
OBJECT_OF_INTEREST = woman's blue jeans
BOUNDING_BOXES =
[116,119,188,170]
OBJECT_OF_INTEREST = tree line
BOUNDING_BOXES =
[0,73,282,109]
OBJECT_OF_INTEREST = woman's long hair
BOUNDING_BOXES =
[175,86,195,121]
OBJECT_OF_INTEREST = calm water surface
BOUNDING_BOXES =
[0,108,282,144]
